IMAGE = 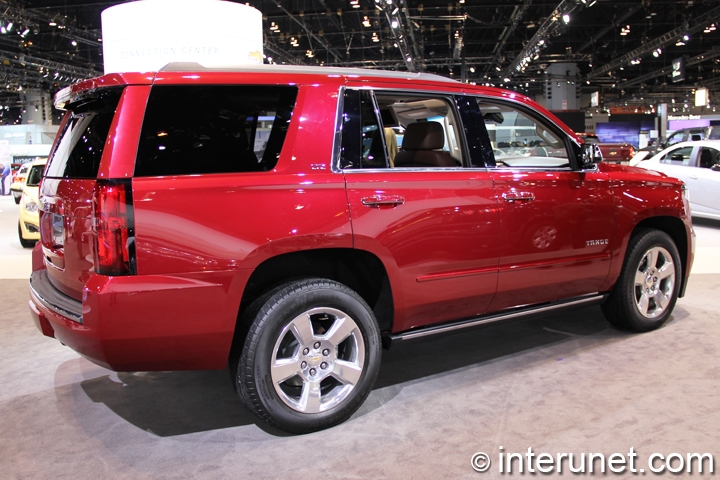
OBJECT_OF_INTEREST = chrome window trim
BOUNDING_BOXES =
[331,85,345,173]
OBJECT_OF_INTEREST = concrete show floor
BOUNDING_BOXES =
[1,191,720,478]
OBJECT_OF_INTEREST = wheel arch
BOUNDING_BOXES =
[229,248,394,363]
[631,216,690,297]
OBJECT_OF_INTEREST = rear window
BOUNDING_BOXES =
[134,85,298,177]
[44,88,123,179]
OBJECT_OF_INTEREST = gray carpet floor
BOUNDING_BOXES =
[1,275,719,479]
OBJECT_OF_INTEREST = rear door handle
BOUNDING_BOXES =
[689,175,698,180]
[361,195,406,208]
[502,191,535,203]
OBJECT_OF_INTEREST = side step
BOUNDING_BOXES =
[382,293,607,349]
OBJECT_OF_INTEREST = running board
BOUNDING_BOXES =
[382,293,607,348]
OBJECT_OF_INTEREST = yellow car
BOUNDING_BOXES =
[18,159,46,248]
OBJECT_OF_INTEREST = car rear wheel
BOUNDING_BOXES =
[235,278,381,434]
[18,222,36,249]
[601,229,681,332]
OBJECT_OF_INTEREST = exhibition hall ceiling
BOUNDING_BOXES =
[0,0,718,110]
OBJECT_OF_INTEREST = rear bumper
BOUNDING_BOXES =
[28,268,250,371]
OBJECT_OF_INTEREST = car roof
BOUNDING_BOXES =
[159,62,460,83]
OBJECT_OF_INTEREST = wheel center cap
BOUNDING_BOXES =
[306,352,322,367]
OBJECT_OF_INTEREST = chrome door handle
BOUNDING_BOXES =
[361,195,406,208]
[689,175,698,180]
[502,191,535,203]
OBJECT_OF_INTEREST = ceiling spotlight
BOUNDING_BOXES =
[683,34,690,41]
[21,28,29,37]
[6,22,13,31]
[391,20,398,29]
[562,14,570,24]
[71,39,77,46]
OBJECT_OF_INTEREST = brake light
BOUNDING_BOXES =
[92,180,136,275]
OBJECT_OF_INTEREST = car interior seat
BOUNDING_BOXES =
[394,121,456,168]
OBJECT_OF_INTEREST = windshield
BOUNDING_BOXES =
[26,164,45,186]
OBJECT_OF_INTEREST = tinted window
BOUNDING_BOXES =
[45,88,123,179]
[699,147,720,168]
[135,85,297,177]
[340,90,387,169]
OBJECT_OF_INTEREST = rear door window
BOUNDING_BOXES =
[45,88,123,179]
[660,146,693,165]
[339,89,464,169]
[134,85,298,176]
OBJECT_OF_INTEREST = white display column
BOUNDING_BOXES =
[544,63,579,111]
[21,91,53,126]
[101,0,263,74]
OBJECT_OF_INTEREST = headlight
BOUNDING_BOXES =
[24,199,38,213]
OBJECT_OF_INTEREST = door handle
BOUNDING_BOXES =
[361,195,406,208]
[689,175,698,180]
[502,191,535,203]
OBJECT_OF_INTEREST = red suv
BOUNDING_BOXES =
[29,64,694,433]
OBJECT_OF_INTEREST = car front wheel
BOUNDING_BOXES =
[602,229,681,332]
[235,278,381,434]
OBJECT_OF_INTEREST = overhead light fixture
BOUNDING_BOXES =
[21,28,29,37]
[562,14,570,24]
[391,20,398,28]
[71,39,77,46]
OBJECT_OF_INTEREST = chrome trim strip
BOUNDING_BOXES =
[29,270,83,324]
[390,293,605,341]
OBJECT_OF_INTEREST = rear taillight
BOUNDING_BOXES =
[92,179,136,276]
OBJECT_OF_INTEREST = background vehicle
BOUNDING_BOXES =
[576,132,635,163]
[18,159,46,248]
[666,126,720,146]
[9,163,31,204]
[28,65,694,434]
[636,140,720,220]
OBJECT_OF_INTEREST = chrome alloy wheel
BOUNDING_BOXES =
[270,307,365,414]
[633,245,676,319]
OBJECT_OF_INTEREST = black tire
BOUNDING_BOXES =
[18,222,36,249]
[601,229,681,332]
[236,278,381,434]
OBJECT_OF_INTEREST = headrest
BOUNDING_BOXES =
[401,121,445,150]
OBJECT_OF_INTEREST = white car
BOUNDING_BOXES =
[636,140,720,220]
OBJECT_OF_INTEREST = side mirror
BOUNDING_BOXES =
[579,142,603,168]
